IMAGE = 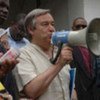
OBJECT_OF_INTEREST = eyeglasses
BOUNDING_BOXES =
[75,25,87,30]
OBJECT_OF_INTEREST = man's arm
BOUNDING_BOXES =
[23,46,73,99]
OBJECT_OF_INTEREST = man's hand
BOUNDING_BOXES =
[56,46,73,66]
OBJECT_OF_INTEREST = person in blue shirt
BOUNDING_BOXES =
[6,13,30,49]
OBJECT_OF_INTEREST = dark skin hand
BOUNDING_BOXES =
[0,52,19,78]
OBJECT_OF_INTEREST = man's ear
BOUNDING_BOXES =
[27,25,34,35]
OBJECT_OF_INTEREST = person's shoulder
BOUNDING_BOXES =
[20,43,30,50]
[20,43,34,53]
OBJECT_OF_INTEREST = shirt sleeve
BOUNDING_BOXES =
[13,50,37,92]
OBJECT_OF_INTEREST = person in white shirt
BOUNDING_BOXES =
[13,8,77,100]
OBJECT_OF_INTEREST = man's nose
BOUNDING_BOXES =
[48,25,55,32]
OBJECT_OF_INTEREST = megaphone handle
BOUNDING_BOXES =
[50,43,63,64]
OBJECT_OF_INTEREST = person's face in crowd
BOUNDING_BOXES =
[72,18,87,31]
[32,13,55,50]
[0,0,9,25]
[10,22,25,41]
[0,33,10,51]
[0,29,10,51]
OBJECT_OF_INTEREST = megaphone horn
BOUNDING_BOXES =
[87,18,100,56]
[51,18,100,56]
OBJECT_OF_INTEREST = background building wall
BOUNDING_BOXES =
[67,0,84,29]
[4,0,100,31]
[84,0,100,23]
[39,0,69,31]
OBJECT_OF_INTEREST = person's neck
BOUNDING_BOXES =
[32,41,52,58]
[42,46,52,58]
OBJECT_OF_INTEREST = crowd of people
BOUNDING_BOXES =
[0,0,100,100]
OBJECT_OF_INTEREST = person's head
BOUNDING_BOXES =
[72,17,87,31]
[0,0,9,25]
[10,13,26,41]
[25,8,55,50]
[0,28,10,51]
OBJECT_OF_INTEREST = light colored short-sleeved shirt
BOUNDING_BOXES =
[13,43,71,100]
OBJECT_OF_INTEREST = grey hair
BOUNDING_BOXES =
[24,8,50,41]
